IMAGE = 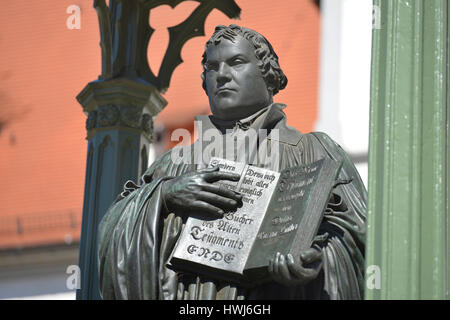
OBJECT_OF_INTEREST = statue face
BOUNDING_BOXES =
[204,35,273,121]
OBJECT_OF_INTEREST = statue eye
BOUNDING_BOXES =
[231,58,245,66]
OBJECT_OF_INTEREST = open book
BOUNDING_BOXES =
[168,157,342,285]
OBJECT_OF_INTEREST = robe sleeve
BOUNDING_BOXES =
[303,132,367,299]
[97,149,192,299]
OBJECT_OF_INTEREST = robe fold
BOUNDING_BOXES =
[98,103,367,300]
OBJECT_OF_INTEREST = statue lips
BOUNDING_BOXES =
[215,87,236,96]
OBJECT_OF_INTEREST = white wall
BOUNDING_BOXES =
[316,0,373,188]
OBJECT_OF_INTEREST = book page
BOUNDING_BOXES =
[170,158,280,279]
[244,159,341,279]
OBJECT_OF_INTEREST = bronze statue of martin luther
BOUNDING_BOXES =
[98,25,367,300]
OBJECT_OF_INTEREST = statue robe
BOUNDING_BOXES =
[98,103,367,300]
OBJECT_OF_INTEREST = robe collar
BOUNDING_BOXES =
[194,103,303,146]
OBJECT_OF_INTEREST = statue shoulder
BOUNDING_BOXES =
[302,131,354,169]
[271,119,304,146]
[304,131,347,156]
[306,131,367,193]
[308,131,344,151]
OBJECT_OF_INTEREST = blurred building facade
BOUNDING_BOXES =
[0,0,371,299]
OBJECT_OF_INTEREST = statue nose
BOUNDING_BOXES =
[217,63,231,84]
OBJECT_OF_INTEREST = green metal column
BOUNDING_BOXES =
[366,0,449,299]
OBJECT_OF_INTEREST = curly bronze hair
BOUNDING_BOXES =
[201,24,288,96]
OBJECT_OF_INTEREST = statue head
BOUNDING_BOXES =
[201,24,288,121]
